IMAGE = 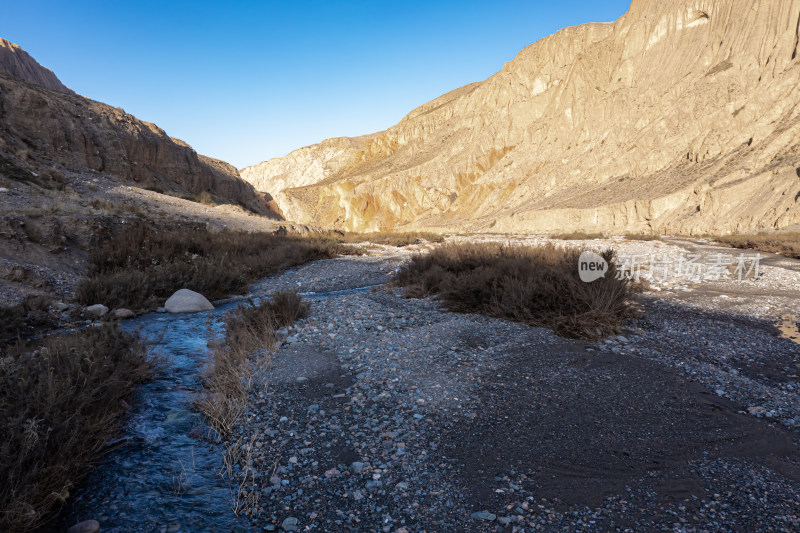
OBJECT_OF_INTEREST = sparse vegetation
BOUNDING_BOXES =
[197,291,309,436]
[623,233,662,241]
[333,231,444,247]
[394,243,636,340]
[0,326,151,531]
[88,198,147,217]
[194,191,215,206]
[0,295,55,343]
[714,232,800,259]
[551,231,606,240]
[76,222,341,310]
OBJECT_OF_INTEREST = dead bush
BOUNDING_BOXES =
[333,231,444,247]
[197,291,309,436]
[714,232,800,259]
[0,326,151,531]
[394,243,636,340]
[550,231,606,240]
[76,222,340,310]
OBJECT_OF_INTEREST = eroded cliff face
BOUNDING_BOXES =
[0,38,74,94]
[0,38,277,216]
[242,0,800,234]
[0,72,274,215]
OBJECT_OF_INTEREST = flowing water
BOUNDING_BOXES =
[56,282,380,532]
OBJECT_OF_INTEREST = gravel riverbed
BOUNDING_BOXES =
[213,236,800,532]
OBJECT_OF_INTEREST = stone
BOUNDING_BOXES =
[113,307,135,319]
[470,510,496,521]
[86,304,109,317]
[67,520,100,533]
[324,468,341,478]
[164,289,214,313]
[281,516,298,531]
[52,301,69,312]
[350,461,367,474]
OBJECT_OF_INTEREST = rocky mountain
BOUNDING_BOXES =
[0,38,74,94]
[242,0,800,235]
[0,39,274,216]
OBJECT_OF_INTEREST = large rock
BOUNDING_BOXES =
[86,304,109,317]
[113,308,135,319]
[164,289,214,313]
[241,0,800,235]
[67,520,100,533]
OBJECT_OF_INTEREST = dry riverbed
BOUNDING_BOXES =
[212,236,799,532]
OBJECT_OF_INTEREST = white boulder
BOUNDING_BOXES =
[113,308,135,319]
[86,304,109,317]
[164,289,214,313]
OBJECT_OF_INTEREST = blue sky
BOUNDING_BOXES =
[2,1,630,168]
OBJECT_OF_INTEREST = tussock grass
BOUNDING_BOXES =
[0,326,151,531]
[714,232,800,259]
[76,222,340,310]
[394,243,636,340]
[197,291,309,436]
[551,231,606,240]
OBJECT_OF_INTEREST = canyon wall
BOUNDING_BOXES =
[242,0,800,234]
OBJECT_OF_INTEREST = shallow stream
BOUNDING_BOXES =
[56,281,380,532]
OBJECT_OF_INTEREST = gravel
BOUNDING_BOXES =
[216,236,800,532]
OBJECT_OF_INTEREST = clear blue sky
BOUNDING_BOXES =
[2,1,630,168]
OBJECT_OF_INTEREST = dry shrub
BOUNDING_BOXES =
[0,326,151,531]
[0,295,57,343]
[333,231,444,247]
[198,291,309,436]
[76,221,340,310]
[194,191,215,206]
[624,233,662,241]
[714,232,800,259]
[550,231,606,240]
[394,243,636,340]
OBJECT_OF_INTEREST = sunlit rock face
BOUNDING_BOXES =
[0,37,74,94]
[242,0,800,235]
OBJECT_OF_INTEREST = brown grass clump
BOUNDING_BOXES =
[0,295,56,343]
[197,291,309,436]
[333,231,445,247]
[76,222,341,310]
[624,233,662,241]
[551,231,606,240]
[0,326,151,531]
[714,232,800,259]
[394,243,636,340]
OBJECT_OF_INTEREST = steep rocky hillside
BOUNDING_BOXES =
[0,39,273,215]
[242,0,800,234]
[0,38,74,94]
